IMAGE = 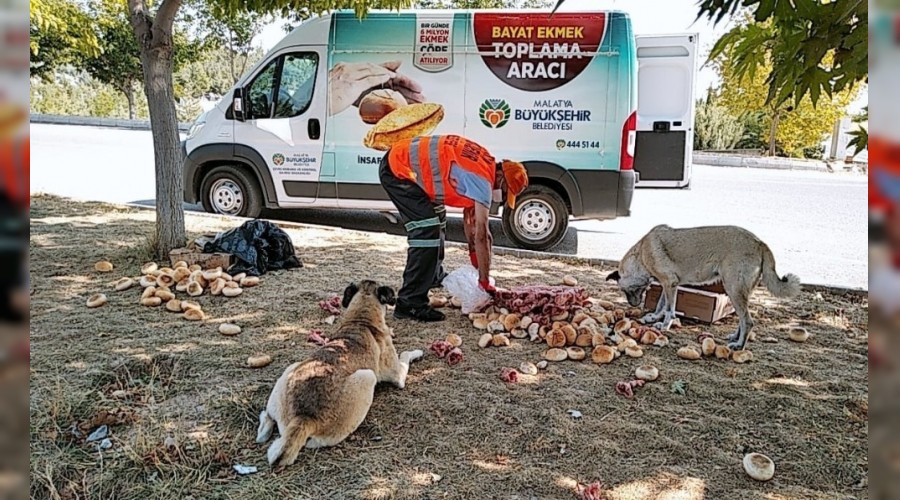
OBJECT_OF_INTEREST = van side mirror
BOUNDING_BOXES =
[233,88,246,122]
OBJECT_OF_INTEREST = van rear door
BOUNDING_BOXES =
[633,33,698,188]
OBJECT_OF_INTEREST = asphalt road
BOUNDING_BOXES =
[31,123,869,290]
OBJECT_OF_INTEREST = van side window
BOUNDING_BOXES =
[273,53,318,118]
[247,60,279,120]
[244,53,318,120]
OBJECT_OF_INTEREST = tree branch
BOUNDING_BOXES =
[127,0,152,48]
[154,0,183,35]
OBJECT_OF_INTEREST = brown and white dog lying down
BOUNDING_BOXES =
[256,280,424,468]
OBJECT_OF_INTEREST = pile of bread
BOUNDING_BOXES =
[468,301,671,364]
[86,259,259,322]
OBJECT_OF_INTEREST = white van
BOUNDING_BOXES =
[182,9,697,251]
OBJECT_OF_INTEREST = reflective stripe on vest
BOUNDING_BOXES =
[408,136,445,205]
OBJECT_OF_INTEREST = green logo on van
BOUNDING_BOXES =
[272,153,285,166]
[479,99,510,129]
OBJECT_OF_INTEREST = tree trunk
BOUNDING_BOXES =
[228,30,237,84]
[130,0,185,260]
[125,84,136,120]
[768,111,780,157]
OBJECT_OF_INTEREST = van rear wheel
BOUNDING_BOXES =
[501,185,568,251]
[200,165,263,218]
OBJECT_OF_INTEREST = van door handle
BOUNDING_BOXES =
[308,119,321,140]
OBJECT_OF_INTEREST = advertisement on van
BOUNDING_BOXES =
[325,11,635,186]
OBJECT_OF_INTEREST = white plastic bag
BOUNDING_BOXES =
[442,266,495,314]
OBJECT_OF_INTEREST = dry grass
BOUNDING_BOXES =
[29,194,869,499]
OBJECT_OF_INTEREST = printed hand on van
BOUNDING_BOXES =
[327,61,425,116]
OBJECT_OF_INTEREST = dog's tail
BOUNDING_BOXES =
[266,419,314,468]
[760,244,801,298]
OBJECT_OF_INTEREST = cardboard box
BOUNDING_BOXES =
[644,281,734,324]
[169,247,232,270]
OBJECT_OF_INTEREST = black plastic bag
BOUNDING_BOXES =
[202,220,302,276]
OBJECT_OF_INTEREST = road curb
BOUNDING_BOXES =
[33,114,866,174]
[32,114,191,132]
[124,201,869,296]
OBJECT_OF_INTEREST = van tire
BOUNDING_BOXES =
[200,165,263,218]
[501,185,568,251]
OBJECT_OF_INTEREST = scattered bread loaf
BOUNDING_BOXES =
[566,347,586,361]
[732,350,753,364]
[219,323,241,336]
[743,453,775,481]
[183,308,205,321]
[114,278,134,291]
[86,293,108,308]
[788,327,809,342]
[591,345,616,364]
[634,365,659,381]
[544,348,568,362]
[677,346,701,360]
[247,354,272,368]
[702,337,717,357]
[94,261,114,272]
[141,297,162,307]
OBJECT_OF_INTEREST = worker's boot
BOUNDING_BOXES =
[394,304,445,322]
[431,269,448,289]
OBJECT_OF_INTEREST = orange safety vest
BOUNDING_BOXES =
[388,135,496,208]
[0,136,29,209]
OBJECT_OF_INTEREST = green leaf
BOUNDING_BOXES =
[847,126,867,156]
[671,380,687,396]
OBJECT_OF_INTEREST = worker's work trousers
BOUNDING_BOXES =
[379,155,446,309]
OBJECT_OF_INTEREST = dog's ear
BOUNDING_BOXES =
[375,286,397,306]
[606,271,620,282]
[341,282,359,308]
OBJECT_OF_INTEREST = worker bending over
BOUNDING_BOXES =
[379,134,528,322]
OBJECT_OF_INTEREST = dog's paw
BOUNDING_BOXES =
[727,341,745,351]
[640,314,657,324]
[403,349,424,363]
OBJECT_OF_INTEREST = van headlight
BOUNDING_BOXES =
[187,114,207,140]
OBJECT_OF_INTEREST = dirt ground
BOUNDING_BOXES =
[29,194,869,500]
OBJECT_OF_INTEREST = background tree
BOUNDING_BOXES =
[702,0,867,110]
[283,0,552,33]
[550,0,867,112]
[693,87,743,151]
[30,0,99,63]
[126,0,416,258]
[196,4,272,85]
[30,0,97,79]
[79,0,145,119]
[713,19,859,158]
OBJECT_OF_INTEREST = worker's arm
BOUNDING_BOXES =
[471,203,494,292]
[463,207,478,267]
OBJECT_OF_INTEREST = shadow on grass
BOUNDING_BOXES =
[29,194,868,499]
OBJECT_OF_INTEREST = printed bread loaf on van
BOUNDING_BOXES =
[363,102,444,151]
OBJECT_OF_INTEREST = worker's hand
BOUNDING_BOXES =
[469,250,478,268]
[479,279,497,295]
[327,61,425,116]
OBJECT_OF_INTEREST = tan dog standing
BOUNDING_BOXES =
[607,224,801,351]
[256,280,424,468]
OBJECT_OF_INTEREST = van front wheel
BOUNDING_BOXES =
[200,165,263,218]
[501,185,568,252]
